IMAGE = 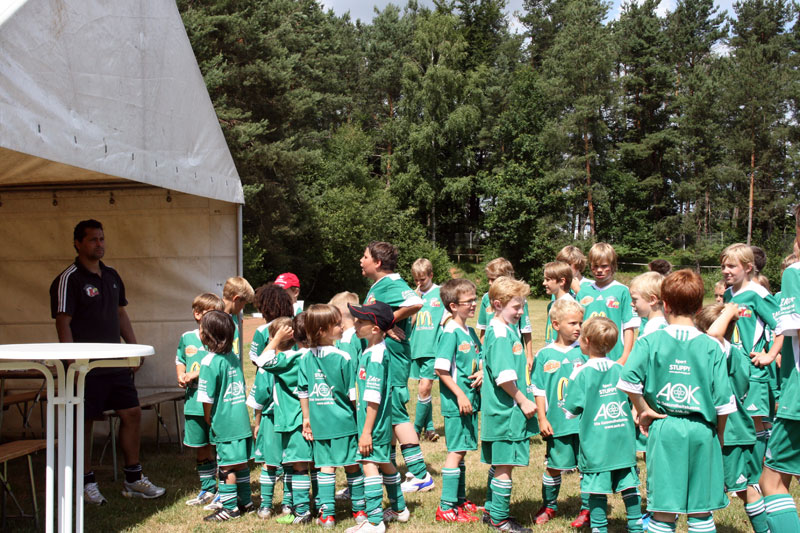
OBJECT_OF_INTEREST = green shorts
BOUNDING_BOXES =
[545,434,579,471]
[635,425,647,453]
[216,437,253,467]
[410,357,436,381]
[646,416,727,514]
[443,413,478,452]
[764,417,800,476]
[280,427,313,464]
[357,441,392,465]
[184,414,211,448]
[722,444,761,492]
[743,379,770,418]
[581,466,639,495]
[480,439,530,467]
[391,386,411,425]
[253,413,282,467]
[313,435,359,467]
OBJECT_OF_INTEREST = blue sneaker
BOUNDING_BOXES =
[642,512,651,531]
[400,472,434,493]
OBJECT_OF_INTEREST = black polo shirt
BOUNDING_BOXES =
[49,258,128,343]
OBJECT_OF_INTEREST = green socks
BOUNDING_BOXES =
[346,471,366,512]
[589,493,608,533]
[259,467,276,509]
[219,481,237,511]
[647,518,677,532]
[197,460,217,493]
[687,515,716,532]
[441,467,460,510]
[292,472,311,515]
[489,478,512,522]
[485,467,495,514]
[745,497,768,533]
[282,465,293,508]
[542,473,561,510]
[621,488,643,533]
[235,469,251,507]
[383,473,406,512]
[318,472,336,519]
[414,395,433,434]
[400,444,427,479]
[364,475,384,526]
[765,494,800,533]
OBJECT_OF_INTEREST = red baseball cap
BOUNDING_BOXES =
[274,272,300,289]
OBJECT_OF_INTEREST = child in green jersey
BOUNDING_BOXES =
[197,310,253,522]
[177,293,225,508]
[348,301,411,533]
[531,298,589,526]
[695,303,768,533]
[410,258,445,441]
[222,276,254,361]
[480,276,537,533]
[576,243,639,364]
[433,278,483,523]
[619,270,736,533]
[557,245,593,295]
[249,283,294,366]
[563,316,643,533]
[630,271,666,338]
[714,280,727,304]
[543,261,574,345]
[248,317,294,520]
[298,304,365,528]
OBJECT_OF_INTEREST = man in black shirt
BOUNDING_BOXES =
[50,219,165,504]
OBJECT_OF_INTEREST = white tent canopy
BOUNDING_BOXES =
[0,0,245,436]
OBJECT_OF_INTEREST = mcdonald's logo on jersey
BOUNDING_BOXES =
[416,311,433,328]
[556,377,569,401]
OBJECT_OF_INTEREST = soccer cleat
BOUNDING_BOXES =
[353,510,369,524]
[459,500,484,514]
[571,508,591,528]
[488,516,533,533]
[425,430,440,442]
[276,511,312,525]
[185,490,215,506]
[483,511,491,524]
[436,506,479,522]
[84,482,108,505]
[203,493,222,510]
[122,476,166,499]
[203,507,242,521]
[383,506,410,523]
[345,519,387,533]
[238,501,255,514]
[534,506,557,524]
[257,506,275,519]
[400,471,434,493]
[279,504,293,516]
[336,486,352,500]
[317,515,336,528]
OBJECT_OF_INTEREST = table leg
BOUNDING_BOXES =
[63,363,79,532]
[75,367,88,533]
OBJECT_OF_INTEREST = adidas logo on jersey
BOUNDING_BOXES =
[736,474,747,485]
[746,404,759,411]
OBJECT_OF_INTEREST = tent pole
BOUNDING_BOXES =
[236,203,244,369]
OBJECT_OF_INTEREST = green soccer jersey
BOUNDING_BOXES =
[480,318,538,441]
[356,341,393,446]
[176,329,208,416]
[618,325,736,425]
[410,284,446,359]
[297,346,358,440]
[531,342,587,437]
[246,366,275,416]
[724,282,779,383]
[365,273,423,387]
[261,348,307,432]
[197,351,252,443]
[639,316,667,338]
[477,293,532,335]
[576,281,639,361]
[775,262,800,420]
[720,340,756,445]
[563,358,637,473]
[230,314,242,361]
[544,293,576,344]
[337,327,366,361]
[249,323,271,365]
[434,320,482,417]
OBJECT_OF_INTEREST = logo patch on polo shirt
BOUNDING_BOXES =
[84,284,99,297]
[186,345,199,356]
[606,297,619,309]
[543,360,561,373]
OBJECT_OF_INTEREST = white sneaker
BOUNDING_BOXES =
[383,506,410,523]
[400,471,434,493]
[122,476,166,499]
[335,486,351,500]
[203,493,222,510]
[84,482,107,505]
[345,519,386,533]
[185,490,215,506]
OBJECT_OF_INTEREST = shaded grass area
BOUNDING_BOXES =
[4,299,798,531]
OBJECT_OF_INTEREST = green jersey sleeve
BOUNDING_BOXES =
[562,366,586,417]
[477,293,491,330]
[197,354,221,405]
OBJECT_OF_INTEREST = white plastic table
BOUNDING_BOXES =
[0,343,153,533]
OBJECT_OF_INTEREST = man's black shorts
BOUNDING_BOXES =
[84,370,140,420]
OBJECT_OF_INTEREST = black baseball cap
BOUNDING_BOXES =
[348,301,395,332]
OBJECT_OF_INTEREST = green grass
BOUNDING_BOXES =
[4,299,797,531]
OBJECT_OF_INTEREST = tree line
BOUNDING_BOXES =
[177,0,800,300]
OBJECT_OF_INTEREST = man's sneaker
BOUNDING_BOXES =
[345,520,386,533]
[353,510,369,524]
[400,472,434,493]
[488,516,533,533]
[203,493,222,510]
[276,511,312,525]
[459,500,484,514]
[571,509,591,528]
[238,501,255,515]
[534,506,557,525]
[317,515,336,528]
[121,476,166,499]
[186,490,215,506]
[203,507,242,521]
[336,486,351,500]
[257,506,275,519]
[84,482,108,505]
[383,506,410,523]
[436,506,478,522]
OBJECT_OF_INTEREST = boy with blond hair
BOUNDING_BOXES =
[563,317,643,533]
[223,276,254,360]
[543,261,574,344]
[481,276,537,533]
[630,271,666,337]
[556,245,592,294]
[330,291,365,361]
[409,258,445,441]
[714,280,727,304]
[177,293,225,508]
[531,298,589,526]
[576,243,639,364]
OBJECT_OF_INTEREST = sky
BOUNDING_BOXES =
[318,0,738,29]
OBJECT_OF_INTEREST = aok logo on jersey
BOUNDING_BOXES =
[223,381,245,400]
[311,383,334,398]
[594,401,627,422]
[657,383,700,406]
